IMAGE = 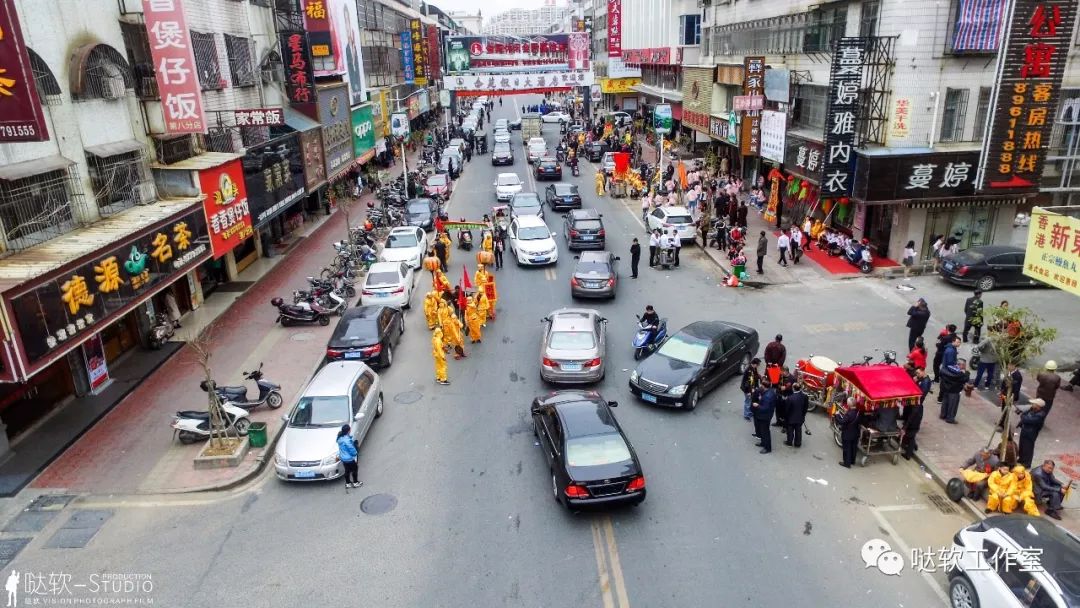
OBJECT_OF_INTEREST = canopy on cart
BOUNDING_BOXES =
[834,365,922,401]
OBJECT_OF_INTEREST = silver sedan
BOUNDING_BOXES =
[540,308,607,384]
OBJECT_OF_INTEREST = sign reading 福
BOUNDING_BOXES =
[1024,207,1080,296]
[142,0,206,134]
[821,37,868,197]
[0,0,48,142]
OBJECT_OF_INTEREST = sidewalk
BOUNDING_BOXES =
[912,371,1080,532]
[28,151,420,496]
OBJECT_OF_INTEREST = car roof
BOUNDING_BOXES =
[548,394,618,438]
[964,245,1025,255]
[515,214,547,227]
[577,251,610,264]
[303,361,370,397]
[661,206,692,215]
[540,156,558,162]
[982,515,1080,602]
[388,226,421,235]
[549,308,598,331]
[497,172,520,180]
[343,305,387,320]
[569,208,599,219]
[367,261,404,274]
[677,320,751,340]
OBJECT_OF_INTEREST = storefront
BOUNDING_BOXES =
[286,108,328,219]
[351,103,377,182]
[243,133,306,262]
[708,113,741,175]
[599,77,641,114]
[315,83,356,207]
[780,135,824,228]
[196,158,254,292]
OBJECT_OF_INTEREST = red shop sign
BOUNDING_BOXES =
[0,0,48,141]
[199,160,254,259]
[607,0,622,58]
[142,0,206,134]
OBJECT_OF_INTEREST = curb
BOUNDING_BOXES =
[694,242,774,289]
[912,445,989,523]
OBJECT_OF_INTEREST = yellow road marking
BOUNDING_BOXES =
[591,519,616,608]
[603,517,631,608]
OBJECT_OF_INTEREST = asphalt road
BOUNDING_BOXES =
[6,95,991,607]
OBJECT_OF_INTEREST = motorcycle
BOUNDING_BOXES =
[458,230,473,251]
[633,315,669,360]
[852,350,899,366]
[707,218,728,250]
[201,363,283,411]
[272,297,330,327]
[171,401,251,444]
[844,240,874,274]
[571,163,580,177]
[148,312,174,350]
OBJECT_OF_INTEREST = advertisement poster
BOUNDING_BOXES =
[0,0,48,141]
[142,0,206,134]
[199,160,253,259]
[82,334,110,393]
[653,104,672,135]
[1024,207,1080,296]
[332,0,366,105]
[445,35,590,74]
[351,104,376,162]
[390,113,409,137]
[445,71,594,93]
[400,31,415,85]
[888,97,911,141]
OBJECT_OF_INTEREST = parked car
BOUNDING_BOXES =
[424,173,452,198]
[325,305,404,367]
[494,118,508,131]
[607,111,632,126]
[535,157,562,180]
[447,138,466,156]
[939,245,1044,291]
[570,251,618,299]
[584,140,607,162]
[494,173,523,201]
[378,226,427,268]
[601,152,617,174]
[563,208,605,250]
[629,321,759,410]
[542,111,571,124]
[359,261,415,309]
[274,361,382,481]
[509,192,544,219]
[540,308,607,384]
[530,390,646,509]
[947,515,1080,608]
[493,129,511,144]
[491,142,515,166]
[404,197,439,231]
[545,183,582,211]
[647,205,697,242]
[508,215,558,266]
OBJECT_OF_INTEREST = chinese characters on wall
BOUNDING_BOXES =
[410,19,428,86]
[142,0,206,134]
[303,0,332,58]
[821,37,868,197]
[282,31,316,105]
[889,97,911,141]
[234,108,284,127]
[1024,208,1080,296]
[0,0,49,141]
[198,160,253,258]
[740,57,765,157]
[607,0,622,58]
[853,151,979,201]
[400,31,416,85]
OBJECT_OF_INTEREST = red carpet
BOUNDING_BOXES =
[801,245,900,275]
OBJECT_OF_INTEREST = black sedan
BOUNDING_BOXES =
[629,321,759,410]
[531,390,645,510]
[584,141,607,162]
[535,157,562,181]
[939,245,1044,291]
[405,198,439,231]
[491,143,514,166]
[325,305,404,367]
[545,183,582,210]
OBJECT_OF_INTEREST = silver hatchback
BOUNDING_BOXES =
[540,308,607,384]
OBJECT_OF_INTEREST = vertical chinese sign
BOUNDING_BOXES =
[1024,207,1080,296]
[400,31,415,85]
[607,0,621,58]
[977,0,1078,193]
[820,37,868,198]
[411,19,428,86]
[0,0,48,142]
[199,160,253,259]
[303,0,332,62]
[282,30,316,107]
[888,97,911,141]
[142,0,206,134]
[426,25,442,82]
[740,56,765,157]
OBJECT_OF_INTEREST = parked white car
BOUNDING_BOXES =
[378,226,427,269]
[493,129,511,144]
[508,215,558,266]
[527,142,547,164]
[494,173,523,201]
[542,111,570,124]
[360,261,415,309]
[647,205,698,242]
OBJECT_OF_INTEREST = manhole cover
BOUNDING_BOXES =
[394,391,422,404]
[360,493,398,515]
[927,493,958,514]
[27,494,75,511]
[3,510,57,533]
[290,332,314,342]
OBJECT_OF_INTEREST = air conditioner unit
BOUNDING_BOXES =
[137,181,158,204]
[102,78,126,100]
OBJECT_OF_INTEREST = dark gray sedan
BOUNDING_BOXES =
[570,251,619,299]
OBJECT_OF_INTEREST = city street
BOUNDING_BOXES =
[7,95,1034,607]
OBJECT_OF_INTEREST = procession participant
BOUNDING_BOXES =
[482,230,494,253]
[438,300,466,359]
[439,231,453,266]
[465,295,483,343]
[484,273,498,320]
[1005,466,1040,516]
[432,327,449,385]
[477,289,491,328]
[986,465,1016,514]
[423,291,439,330]
[595,170,606,197]
[475,264,490,292]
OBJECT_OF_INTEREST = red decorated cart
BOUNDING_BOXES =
[828,365,923,466]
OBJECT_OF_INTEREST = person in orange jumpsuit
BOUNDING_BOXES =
[1004,465,1040,516]
[465,295,483,343]
[431,327,449,385]
[423,291,439,330]
[484,273,498,320]
[438,300,466,359]
[477,290,491,328]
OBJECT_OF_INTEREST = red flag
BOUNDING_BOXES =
[434,217,444,233]
[462,265,473,290]
[457,284,467,311]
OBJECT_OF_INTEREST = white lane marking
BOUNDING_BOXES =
[870,507,951,605]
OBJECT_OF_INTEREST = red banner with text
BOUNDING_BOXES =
[199,160,254,259]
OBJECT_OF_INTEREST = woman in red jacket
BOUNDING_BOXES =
[907,336,928,371]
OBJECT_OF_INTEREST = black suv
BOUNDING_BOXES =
[584,141,607,162]
[563,209,605,250]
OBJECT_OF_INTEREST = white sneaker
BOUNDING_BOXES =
[345,483,354,488]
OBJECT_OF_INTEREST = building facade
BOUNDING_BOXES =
[447,10,483,35]
[484,5,575,36]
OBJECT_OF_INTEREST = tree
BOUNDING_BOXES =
[187,325,240,451]
[981,305,1057,454]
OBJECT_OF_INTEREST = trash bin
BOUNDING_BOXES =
[247,422,268,448]
[733,263,746,278]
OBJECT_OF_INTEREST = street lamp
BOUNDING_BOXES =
[390,88,430,199]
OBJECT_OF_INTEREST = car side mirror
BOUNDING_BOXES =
[542,316,550,323]
[281,415,289,422]
[551,232,557,238]
[615,256,621,261]
[608,401,619,408]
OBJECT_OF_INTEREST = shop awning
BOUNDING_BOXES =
[906,197,1028,209]
[631,83,682,102]
[284,107,321,133]
[0,155,75,181]
[150,151,242,171]
[85,139,144,158]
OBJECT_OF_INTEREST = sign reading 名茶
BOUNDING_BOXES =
[888,97,911,141]
[400,31,416,85]
[784,136,825,183]
[410,19,428,86]
[759,110,787,164]
[608,0,622,58]
[821,37,868,197]
[740,56,765,157]
[1024,207,1080,296]
[281,31,316,105]
[198,159,253,259]
[234,108,284,127]
[852,150,980,201]
[977,0,1077,194]
[0,0,49,142]
[142,0,206,134]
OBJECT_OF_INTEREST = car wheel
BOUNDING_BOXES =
[686,387,700,411]
[382,343,393,367]
[949,576,979,608]
[233,418,251,435]
[738,353,752,376]
[975,275,996,291]
[551,471,562,504]
[399,316,406,336]
[375,395,384,418]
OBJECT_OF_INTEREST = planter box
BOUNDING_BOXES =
[194,437,249,470]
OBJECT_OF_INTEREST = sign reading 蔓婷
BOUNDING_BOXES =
[142,0,206,134]
[852,150,980,201]
[820,37,868,197]
[1023,207,1080,296]
[977,0,1077,194]
[784,136,825,183]
[0,0,49,142]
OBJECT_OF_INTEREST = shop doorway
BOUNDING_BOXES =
[99,313,140,364]
[922,207,997,258]
[0,358,75,441]
[864,205,895,259]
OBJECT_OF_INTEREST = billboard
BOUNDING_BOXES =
[426,25,442,82]
[333,0,366,105]
[653,104,672,135]
[1024,208,1080,296]
[444,71,594,93]
[142,0,206,134]
[281,31,316,105]
[607,0,622,58]
[820,38,868,197]
[445,35,591,74]
[410,19,428,86]
[0,0,48,141]
[351,104,376,162]
[740,56,765,157]
[199,160,253,259]
[400,31,415,85]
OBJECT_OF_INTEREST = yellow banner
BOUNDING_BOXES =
[1024,207,1080,296]
[378,90,391,138]
[599,78,642,94]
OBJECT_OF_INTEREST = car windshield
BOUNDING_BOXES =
[540,161,557,169]
[549,330,596,349]
[406,201,431,215]
[426,175,447,187]
[514,196,540,208]
[554,184,577,195]
[366,271,400,286]
[666,214,693,225]
[574,220,602,230]
[566,434,632,467]
[335,318,377,340]
[497,175,520,186]
[386,232,418,248]
[529,145,546,153]
[494,144,511,153]
[289,396,350,428]
[657,334,709,365]
[528,138,545,146]
[518,225,551,240]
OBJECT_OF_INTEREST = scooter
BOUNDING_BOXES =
[633,315,668,360]
[571,163,580,177]
[201,363,283,410]
[148,312,174,350]
[171,401,251,444]
[272,297,330,327]
[844,240,874,274]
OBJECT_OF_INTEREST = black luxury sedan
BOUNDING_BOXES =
[939,245,1045,291]
[325,305,404,367]
[545,183,582,211]
[535,157,562,180]
[629,321,759,410]
[531,390,646,510]
[491,142,514,166]
[563,208,605,250]
[405,197,439,231]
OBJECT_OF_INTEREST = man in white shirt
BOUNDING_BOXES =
[641,193,652,223]
[789,225,803,264]
[648,229,660,267]
[777,231,790,267]
[673,228,682,267]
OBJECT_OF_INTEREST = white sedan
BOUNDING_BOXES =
[494,173,523,201]
[378,226,427,269]
[360,261,415,309]
[542,111,571,124]
[493,129,511,144]
[508,215,558,266]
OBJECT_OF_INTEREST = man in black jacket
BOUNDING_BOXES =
[932,324,959,383]
[756,231,768,274]
[741,358,761,421]
[1018,399,1047,468]
[1033,459,1066,520]
[837,398,861,468]
[629,238,641,278]
[900,373,928,460]
[783,384,809,448]
[962,290,983,343]
[938,359,970,423]
[752,381,777,454]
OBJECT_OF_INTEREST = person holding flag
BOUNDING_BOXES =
[483,273,498,321]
